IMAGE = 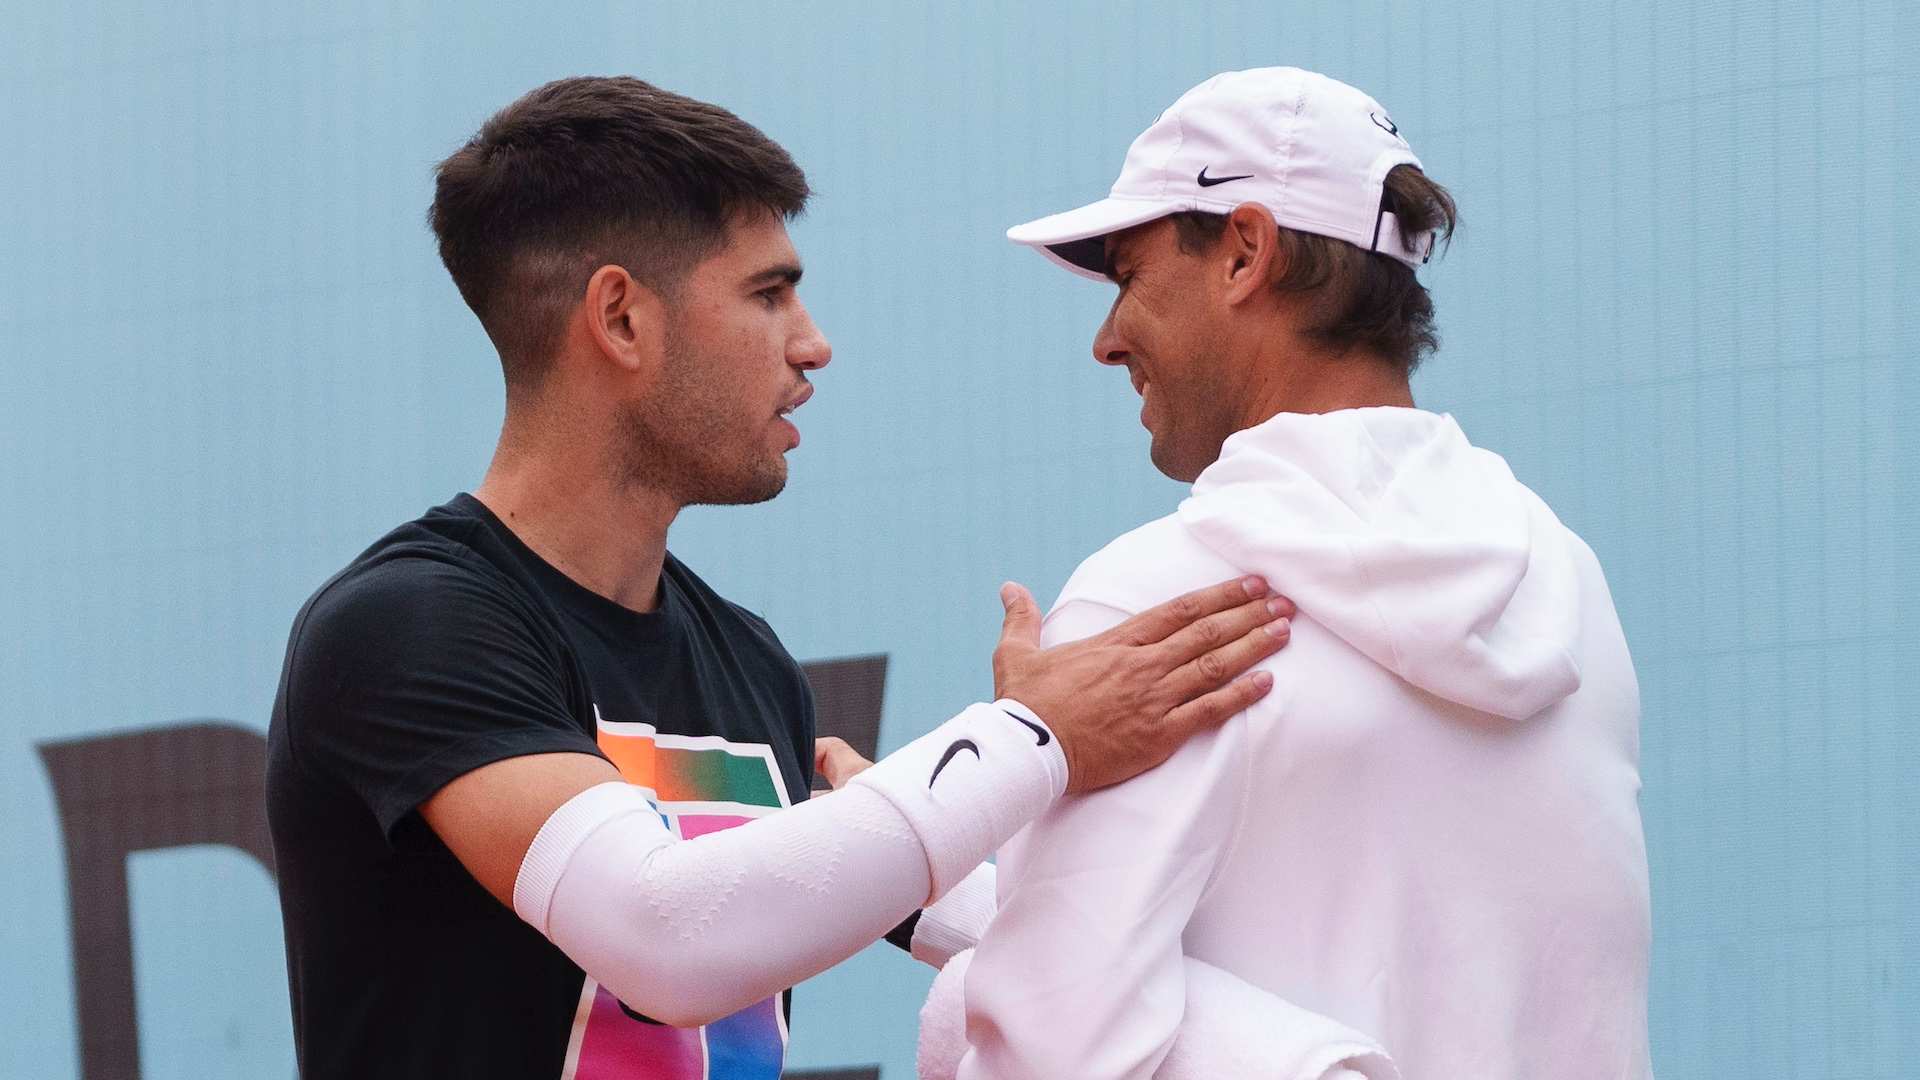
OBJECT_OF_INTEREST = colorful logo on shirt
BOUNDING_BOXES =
[555,709,793,1080]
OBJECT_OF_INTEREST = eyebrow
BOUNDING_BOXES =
[746,263,804,288]
[1102,244,1124,283]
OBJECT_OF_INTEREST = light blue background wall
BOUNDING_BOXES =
[2,1,1914,1077]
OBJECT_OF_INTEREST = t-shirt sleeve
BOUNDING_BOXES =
[280,552,602,842]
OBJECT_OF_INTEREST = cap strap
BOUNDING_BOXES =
[1371,210,1434,267]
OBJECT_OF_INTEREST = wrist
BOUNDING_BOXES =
[850,700,1067,901]
[991,698,1068,799]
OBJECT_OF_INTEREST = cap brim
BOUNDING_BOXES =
[1005,196,1186,281]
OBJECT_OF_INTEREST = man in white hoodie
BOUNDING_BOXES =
[938,68,1654,1080]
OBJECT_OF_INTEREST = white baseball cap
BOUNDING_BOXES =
[1007,67,1433,280]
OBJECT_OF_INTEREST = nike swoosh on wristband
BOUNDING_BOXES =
[1001,710,1051,746]
[929,739,981,787]
[1197,166,1254,188]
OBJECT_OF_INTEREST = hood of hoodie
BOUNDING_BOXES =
[1178,407,1582,721]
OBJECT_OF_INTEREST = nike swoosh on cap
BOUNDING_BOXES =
[1197,166,1254,188]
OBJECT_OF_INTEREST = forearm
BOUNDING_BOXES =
[513,701,1063,1026]
[532,782,929,1025]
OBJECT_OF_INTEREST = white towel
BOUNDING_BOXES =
[918,948,1399,1080]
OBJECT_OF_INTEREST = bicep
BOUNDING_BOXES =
[418,751,621,907]
[286,557,600,840]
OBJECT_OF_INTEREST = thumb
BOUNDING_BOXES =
[998,581,1041,650]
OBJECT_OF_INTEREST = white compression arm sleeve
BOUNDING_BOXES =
[512,700,1065,1028]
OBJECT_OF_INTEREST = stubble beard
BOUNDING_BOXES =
[1148,345,1238,484]
[615,330,789,508]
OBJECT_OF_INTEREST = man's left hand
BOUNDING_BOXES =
[814,736,874,790]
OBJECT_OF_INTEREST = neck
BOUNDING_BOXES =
[1236,338,1414,429]
[472,409,680,613]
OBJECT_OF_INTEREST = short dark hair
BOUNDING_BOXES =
[1169,165,1458,372]
[430,76,810,391]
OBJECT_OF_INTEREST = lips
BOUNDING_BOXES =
[776,384,814,417]
[1130,368,1154,431]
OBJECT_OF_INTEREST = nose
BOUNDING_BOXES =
[789,302,832,371]
[1091,302,1128,367]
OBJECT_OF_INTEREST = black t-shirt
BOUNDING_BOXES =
[267,494,815,1080]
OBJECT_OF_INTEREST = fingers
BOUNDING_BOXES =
[813,735,848,773]
[997,581,1042,652]
[1102,576,1269,646]
[1164,612,1290,701]
[1164,669,1277,734]
[813,736,874,790]
[1153,595,1291,668]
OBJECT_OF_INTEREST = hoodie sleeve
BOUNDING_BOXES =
[956,596,1252,1080]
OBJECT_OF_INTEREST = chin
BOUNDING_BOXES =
[1148,437,1204,484]
[738,470,788,505]
[693,458,788,507]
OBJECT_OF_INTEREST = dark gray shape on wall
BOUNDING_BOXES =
[39,721,275,1080]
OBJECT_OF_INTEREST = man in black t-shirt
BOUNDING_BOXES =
[268,76,1294,1080]
[272,496,823,1076]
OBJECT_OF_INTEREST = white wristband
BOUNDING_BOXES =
[850,699,1066,902]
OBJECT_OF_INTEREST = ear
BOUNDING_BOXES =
[1220,203,1280,307]
[581,264,671,381]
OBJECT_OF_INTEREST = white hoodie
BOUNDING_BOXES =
[955,407,1653,1080]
